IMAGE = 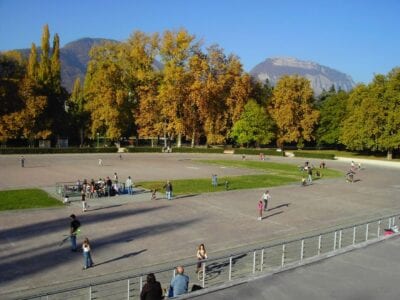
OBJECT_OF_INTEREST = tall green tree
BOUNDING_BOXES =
[269,75,320,148]
[68,78,88,146]
[230,99,275,147]
[316,90,348,146]
[340,69,400,159]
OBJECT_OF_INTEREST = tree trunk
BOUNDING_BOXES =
[191,131,195,148]
[387,149,393,160]
[177,133,182,148]
[79,128,84,147]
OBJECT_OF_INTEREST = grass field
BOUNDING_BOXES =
[139,160,342,195]
[0,189,63,211]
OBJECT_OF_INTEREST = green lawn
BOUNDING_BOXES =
[0,189,63,211]
[139,160,342,195]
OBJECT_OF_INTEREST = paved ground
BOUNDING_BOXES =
[190,236,400,300]
[0,153,400,298]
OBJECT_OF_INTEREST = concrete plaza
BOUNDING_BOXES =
[0,153,400,298]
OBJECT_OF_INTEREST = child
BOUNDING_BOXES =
[82,238,94,269]
[151,189,157,201]
[257,200,264,221]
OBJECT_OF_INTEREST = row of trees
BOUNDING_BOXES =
[0,25,399,158]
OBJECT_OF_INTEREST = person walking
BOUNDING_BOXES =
[261,190,271,211]
[169,266,189,297]
[140,273,163,300]
[257,200,264,221]
[20,156,25,167]
[164,180,173,200]
[70,214,81,252]
[82,237,94,269]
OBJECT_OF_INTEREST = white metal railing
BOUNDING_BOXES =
[17,213,400,300]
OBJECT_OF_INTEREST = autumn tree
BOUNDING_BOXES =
[85,31,160,142]
[194,45,251,145]
[269,75,320,148]
[158,29,198,147]
[126,31,161,142]
[230,99,275,147]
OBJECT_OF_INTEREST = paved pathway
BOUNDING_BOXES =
[0,153,399,299]
[190,236,400,300]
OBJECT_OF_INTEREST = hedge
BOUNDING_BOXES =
[293,151,335,160]
[126,146,224,153]
[126,147,163,153]
[234,148,285,156]
[0,147,118,154]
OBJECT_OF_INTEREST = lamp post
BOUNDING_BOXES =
[96,132,99,148]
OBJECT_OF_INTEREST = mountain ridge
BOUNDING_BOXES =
[250,57,355,95]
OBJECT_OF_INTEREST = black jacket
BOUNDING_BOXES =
[140,281,163,300]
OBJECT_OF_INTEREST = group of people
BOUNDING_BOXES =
[140,244,207,299]
[67,214,206,298]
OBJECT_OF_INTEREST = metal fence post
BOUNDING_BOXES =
[202,262,206,288]
[229,256,232,281]
[127,279,130,300]
[318,235,322,255]
[281,244,286,268]
[352,226,356,245]
[89,285,92,300]
[252,251,256,274]
[388,217,392,228]
[333,231,337,251]
[378,220,381,238]
[365,223,369,241]
[260,249,264,271]
[300,239,304,261]
[139,276,143,292]
[339,230,342,249]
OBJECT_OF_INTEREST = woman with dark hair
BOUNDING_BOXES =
[140,273,163,300]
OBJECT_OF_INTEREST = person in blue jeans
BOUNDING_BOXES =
[170,266,189,297]
[70,214,81,251]
[164,180,173,200]
[82,237,94,269]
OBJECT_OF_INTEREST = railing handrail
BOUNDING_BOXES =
[14,211,400,300]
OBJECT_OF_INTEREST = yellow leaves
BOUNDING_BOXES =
[270,75,319,145]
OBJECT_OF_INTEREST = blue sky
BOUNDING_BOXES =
[0,0,399,83]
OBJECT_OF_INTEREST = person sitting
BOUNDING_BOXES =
[169,266,189,297]
[140,273,163,300]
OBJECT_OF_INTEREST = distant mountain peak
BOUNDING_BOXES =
[250,57,355,95]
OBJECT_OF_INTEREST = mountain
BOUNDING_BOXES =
[60,38,117,91]
[250,57,356,95]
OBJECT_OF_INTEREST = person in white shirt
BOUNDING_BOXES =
[262,190,272,211]
[126,176,133,195]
